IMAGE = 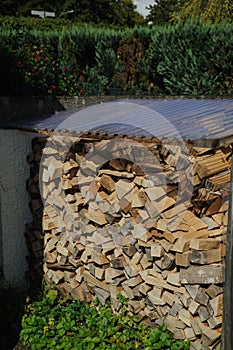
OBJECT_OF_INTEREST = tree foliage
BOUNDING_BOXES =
[62,0,145,26]
[172,0,233,24]
[146,0,233,25]
[0,0,145,27]
[146,0,181,25]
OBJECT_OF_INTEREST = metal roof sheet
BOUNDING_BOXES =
[5,98,233,142]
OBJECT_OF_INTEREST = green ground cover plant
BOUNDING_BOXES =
[20,287,190,350]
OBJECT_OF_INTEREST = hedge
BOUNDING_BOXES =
[0,20,233,96]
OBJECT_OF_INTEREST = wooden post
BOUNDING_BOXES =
[222,157,233,350]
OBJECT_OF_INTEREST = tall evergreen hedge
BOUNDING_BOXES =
[0,20,232,96]
[149,20,233,95]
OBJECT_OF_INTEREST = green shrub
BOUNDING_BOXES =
[20,287,190,350]
[0,16,74,31]
[1,21,233,96]
[149,20,233,95]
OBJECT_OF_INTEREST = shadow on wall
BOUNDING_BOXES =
[0,95,121,127]
[25,136,48,295]
[0,285,27,350]
[0,96,66,126]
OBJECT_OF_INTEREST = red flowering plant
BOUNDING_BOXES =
[11,43,92,96]
[12,44,81,96]
[12,43,62,94]
[57,61,89,96]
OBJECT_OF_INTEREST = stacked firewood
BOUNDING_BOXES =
[26,132,232,350]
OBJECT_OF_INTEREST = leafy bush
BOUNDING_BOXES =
[20,287,190,350]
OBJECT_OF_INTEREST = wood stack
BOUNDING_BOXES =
[26,132,232,349]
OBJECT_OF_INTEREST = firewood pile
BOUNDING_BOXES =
[26,132,232,350]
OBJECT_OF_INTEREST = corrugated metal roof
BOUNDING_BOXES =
[5,98,233,142]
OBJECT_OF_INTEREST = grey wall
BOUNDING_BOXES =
[0,129,37,287]
[0,95,119,288]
